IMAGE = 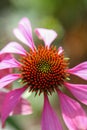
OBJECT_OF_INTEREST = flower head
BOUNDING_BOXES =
[20,45,68,95]
[0,17,87,130]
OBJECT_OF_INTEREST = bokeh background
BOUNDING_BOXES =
[0,0,87,130]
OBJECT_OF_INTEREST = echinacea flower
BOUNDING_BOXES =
[0,53,32,127]
[0,17,87,130]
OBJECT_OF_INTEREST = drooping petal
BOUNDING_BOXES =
[11,98,32,115]
[13,17,35,50]
[35,28,57,48]
[1,86,27,126]
[0,58,21,70]
[0,53,13,61]
[0,91,32,116]
[58,91,87,130]
[0,54,12,78]
[41,95,63,130]
[0,42,26,55]
[0,74,20,88]
[68,62,87,80]
[64,82,87,105]
[0,54,13,89]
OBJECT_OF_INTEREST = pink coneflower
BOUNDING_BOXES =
[0,17,87,130]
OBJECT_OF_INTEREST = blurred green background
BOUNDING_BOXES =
[0,0,87,130]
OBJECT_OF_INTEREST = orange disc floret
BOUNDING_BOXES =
[20,45,69,95]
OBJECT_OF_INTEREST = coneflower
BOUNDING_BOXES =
[0,17,87,130]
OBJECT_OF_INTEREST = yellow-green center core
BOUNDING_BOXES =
[37,61,51,73]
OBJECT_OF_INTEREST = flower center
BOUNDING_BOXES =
[20,45,69,95]
[37,61,51,73]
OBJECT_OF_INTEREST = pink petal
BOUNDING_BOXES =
[0,53,13,61]
[0,91,32,116]
[68,62,87,80]
[0,74,20,88]
[0,54,12,79]
[0,58,21,70]
[0,42,26,55]
[0,69,12,89]
[13,17,35,50]
[41,95,63,130]
[11,98,32,115]
[58,91,87,130]
[65,82,87,105]
[1,86,27,126]
[35,28,57,48]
